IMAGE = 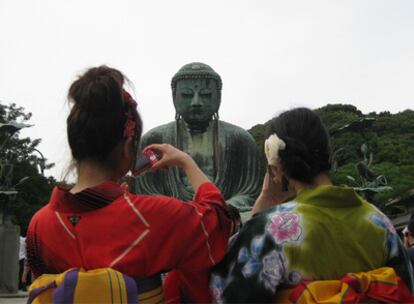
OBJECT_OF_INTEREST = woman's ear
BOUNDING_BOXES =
[123,137,136,161]
[270,165,283,183]
[272,165,290,192]
[281,175,289,192]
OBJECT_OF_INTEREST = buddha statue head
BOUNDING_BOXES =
[171,63,222,132]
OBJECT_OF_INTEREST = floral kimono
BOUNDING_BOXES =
[210,185,414,303]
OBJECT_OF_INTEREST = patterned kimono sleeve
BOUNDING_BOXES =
[368,211,414,292]
[210,213,287,303]
[384,220,414,292]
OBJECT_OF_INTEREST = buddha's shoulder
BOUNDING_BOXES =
[146,121,176,133]
[218,120,255,140]
[142,121,176,142]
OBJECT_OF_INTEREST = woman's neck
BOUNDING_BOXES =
[70,161,118,194]
[293,173,333,194]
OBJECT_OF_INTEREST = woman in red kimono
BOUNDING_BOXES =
[26,66,232,303]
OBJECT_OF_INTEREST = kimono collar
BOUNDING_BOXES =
[48,181,125,213]
[294,185,364,208]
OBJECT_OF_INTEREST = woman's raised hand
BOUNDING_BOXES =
[251,167,293,217]
[143,144,191,171]
[143,143,209,192]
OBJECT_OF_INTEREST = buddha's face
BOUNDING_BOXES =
[174,78,220,125]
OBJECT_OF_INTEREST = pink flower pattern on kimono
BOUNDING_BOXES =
[210,274,225,304]
[383,215,397,235]
[267,211,302,244]
[211,287,222,304]
[370,213,398,238]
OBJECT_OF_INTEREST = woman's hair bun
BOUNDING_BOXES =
[266,108,331,184]
[66,66,142,164]
[279,137,314,183]
[68,66,124,113]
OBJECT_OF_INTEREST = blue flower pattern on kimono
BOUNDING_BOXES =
[275,202,298,213]
[369,212,414,291]
[285,270,303,285]
[239,236,265,278]
[228,232,239,250]
[237,246,250,264]
[370,213,399,259]
[259,250,284,291]
[236,234,287,293]
[210,274,226,304]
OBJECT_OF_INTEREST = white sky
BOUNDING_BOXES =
[1,0,414,179]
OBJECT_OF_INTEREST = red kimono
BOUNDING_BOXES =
[27,181,231,302]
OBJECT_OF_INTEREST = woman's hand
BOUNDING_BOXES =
[260,170,275,203]
[262,168,293,205]
[21,263,30,285]
[144,144,191,171]
[143,144,210,192]
[250,167,293,217]
[403,227,410,249]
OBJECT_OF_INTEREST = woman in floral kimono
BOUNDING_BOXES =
[210,108,414,303]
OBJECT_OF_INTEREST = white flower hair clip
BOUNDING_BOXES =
[264,134,286,166]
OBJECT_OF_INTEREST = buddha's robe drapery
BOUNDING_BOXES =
[136,119,261,211]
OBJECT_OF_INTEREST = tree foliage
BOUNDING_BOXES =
[0,102,55,234]
[247,104,414,208]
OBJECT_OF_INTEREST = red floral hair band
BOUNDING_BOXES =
[123,90,138,138]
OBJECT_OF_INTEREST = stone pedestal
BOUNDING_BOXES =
[0,225,20,294]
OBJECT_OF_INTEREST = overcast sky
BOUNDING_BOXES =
[1,0,414,179]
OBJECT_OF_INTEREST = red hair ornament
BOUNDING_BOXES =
[123,90,138,138]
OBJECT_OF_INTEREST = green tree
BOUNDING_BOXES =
[248,104,414,210]
[0,102,56,234]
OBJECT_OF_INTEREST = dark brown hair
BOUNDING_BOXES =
[67,66,142,164]
[266,107,331,183]
[408,214,414,236]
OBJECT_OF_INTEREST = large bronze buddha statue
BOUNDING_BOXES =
[136,62,260,211]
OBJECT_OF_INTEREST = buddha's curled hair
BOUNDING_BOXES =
[266,108,332,183]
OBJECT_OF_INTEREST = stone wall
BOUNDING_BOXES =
[0,225,20,294]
